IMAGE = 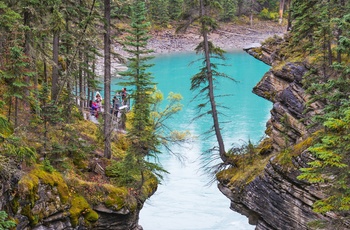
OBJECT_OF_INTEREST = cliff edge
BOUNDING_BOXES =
[217,36,348,230]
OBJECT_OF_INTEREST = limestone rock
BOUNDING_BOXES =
[217,41,350,230]
[0,159,144,230]
[219,152,338,230]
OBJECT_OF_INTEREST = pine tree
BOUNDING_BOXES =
[219,0,236,21]
[293,0,350,223]
[168,0,184,20]
[178,0,235,164]
[148,0,170,26]
[120,0,160,189]
[0,1,34,128]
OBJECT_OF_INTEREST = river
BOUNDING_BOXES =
[112,51,271,230]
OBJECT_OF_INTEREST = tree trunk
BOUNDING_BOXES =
[23,10,31,100]
[200,0,227,163]
[14,97,18,129]
[104,0,112,159]
[65,15,72,120]
[287,0,292,31]
[79,50,84,112]
[250,0,254,26]
[84,54,89,108]
[51,32,60,102]
[237,0,243,16]
[279,0,285,24]
[337,0,345,63]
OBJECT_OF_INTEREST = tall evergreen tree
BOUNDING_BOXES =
[291,0,350,225]
[219,0,236,21]
[120,0,163,189]
[50,0,65,102]
[178,0,234,164]
[148,0,170,25]
[168,0,184,20]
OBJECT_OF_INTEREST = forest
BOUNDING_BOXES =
[0,0,350,229]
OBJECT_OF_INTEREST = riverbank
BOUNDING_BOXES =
[147,20,286,54]
[100,20,286,76]
[117,20,286,55]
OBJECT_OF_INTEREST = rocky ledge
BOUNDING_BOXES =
[217,36,349,230]
[0,155,155,230]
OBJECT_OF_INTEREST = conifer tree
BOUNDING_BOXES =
[120,0,160,188]
[168,0,184,20]
[0,1,34,128]
[219,0,236,21]
[292,0,350,224]
[148,0,170,26]
[178,0,234,164]
[50,0,65,102]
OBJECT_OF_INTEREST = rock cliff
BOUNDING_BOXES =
[217,37,348,230]
[0,156,154,230]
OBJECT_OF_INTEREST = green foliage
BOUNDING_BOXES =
[298,108,350,213]
[148,0,170,25]
[217,139,272,186]
[0,115,12,140]
[119,0,167,190]
[151,90,189,151]
[0,44,34,122]
[219,0,236,22]
[289,0,320,52]
[0,2,21,30]
[0,114,37,164]
[42,159,55,173]
[0,211,16,230]
[106,153,139,186]
[259,8,278,20]
[168,0,184,20]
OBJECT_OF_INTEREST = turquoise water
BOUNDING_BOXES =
[112,51,271,230]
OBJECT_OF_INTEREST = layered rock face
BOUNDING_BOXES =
[217,41,343,230]
[0,157,144,230]
[218,153,334,230]
[246,42,323,153]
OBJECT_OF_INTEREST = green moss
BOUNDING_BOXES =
[256,138,273,155]
[274,134,318,167]
[292,136,314,156]
[21,205,39,226]
[262,90,276,101]
[17,166,71,226]
[66,175,137,213]
[18,173,39,206]
[217,154,271,188]
[31,168,69,203]
[140,174,158,201]
[275,148,293,166]
[69,195,98,227]
[18,168,68,204]
[103,184,133,211]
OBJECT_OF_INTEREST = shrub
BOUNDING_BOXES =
[259,8,278,21]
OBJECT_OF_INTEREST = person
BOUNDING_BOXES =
[95,92,102,112]
[91,101,99,118]
[121,88,127,105]
[111,96,120,117]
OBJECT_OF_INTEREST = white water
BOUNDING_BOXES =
[112,51,271,230]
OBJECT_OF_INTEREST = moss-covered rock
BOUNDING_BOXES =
[69,195,98,227]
